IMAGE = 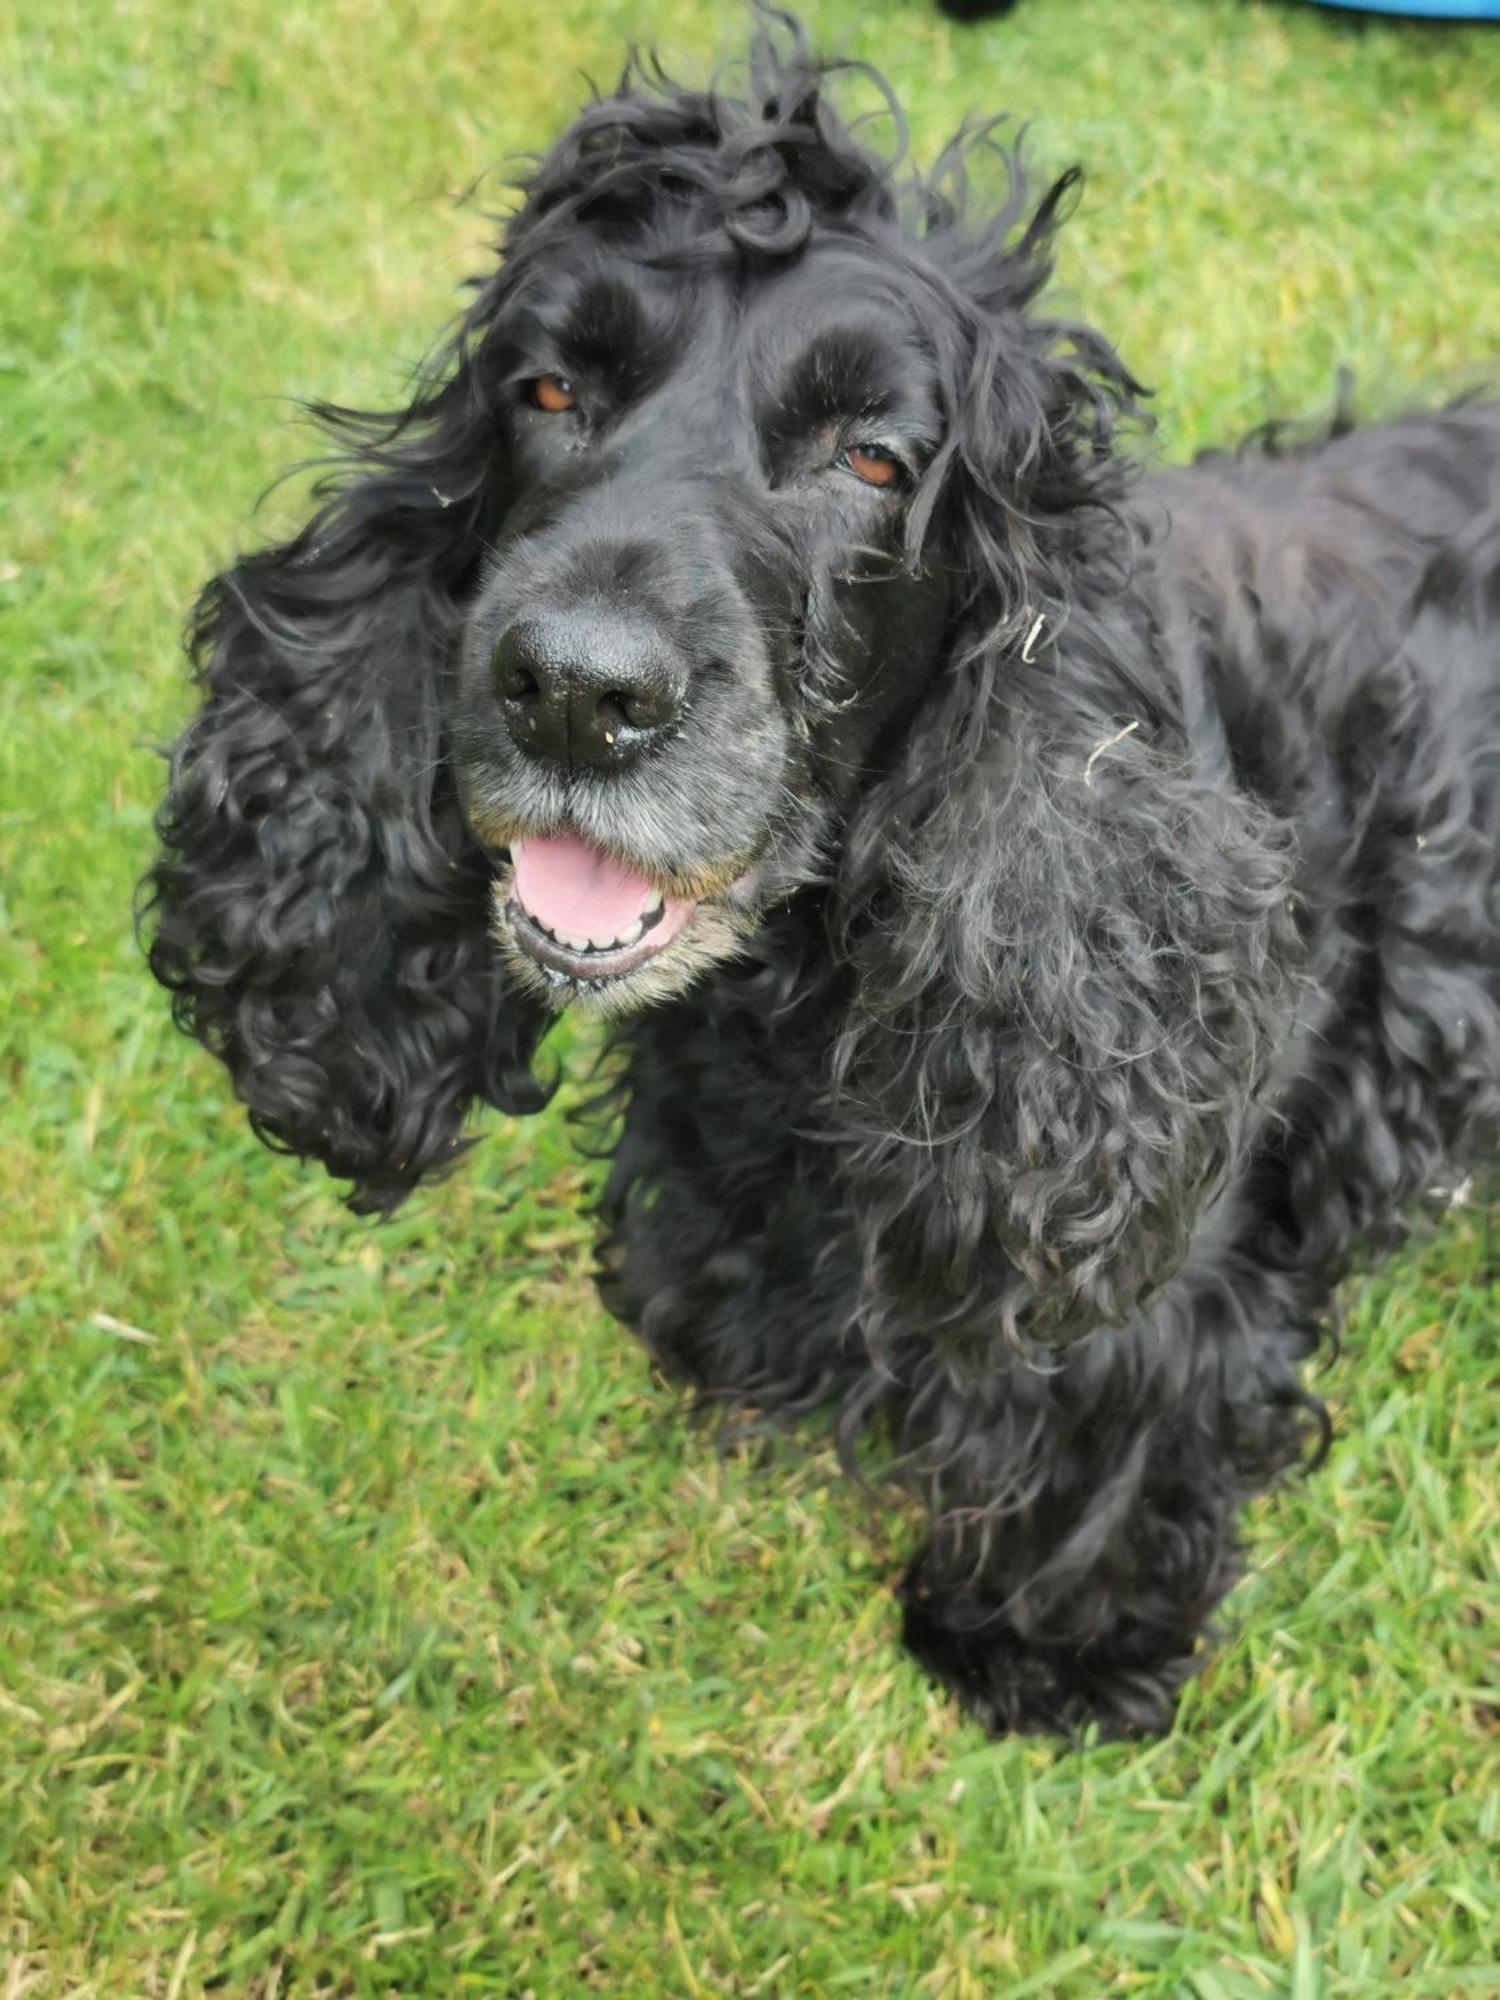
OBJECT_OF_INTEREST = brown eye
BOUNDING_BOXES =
[531,373,576,414]
[843,444,899,488]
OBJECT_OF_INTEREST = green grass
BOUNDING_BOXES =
[3,0,1499,1992]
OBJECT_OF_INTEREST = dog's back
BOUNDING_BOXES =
[1138,401,1500,840]
[1139,401,1500,1253]
[1145,400,1500,697]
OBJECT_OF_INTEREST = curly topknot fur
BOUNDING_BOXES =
[144,19,1500,1738]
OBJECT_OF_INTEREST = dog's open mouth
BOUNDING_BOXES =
[490,829,763,1011]
[506,832,699,985]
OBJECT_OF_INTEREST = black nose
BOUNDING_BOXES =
[491,609,686,771]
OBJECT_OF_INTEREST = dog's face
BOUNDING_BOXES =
[452,230,952,1013]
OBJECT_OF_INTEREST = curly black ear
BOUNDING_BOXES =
[834,625,1302,1356]
[143,403,552,1214]
[830,154,1303,1356]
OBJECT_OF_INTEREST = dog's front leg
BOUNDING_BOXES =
[592,1010,865,1416]
[890,1257,1327,1739]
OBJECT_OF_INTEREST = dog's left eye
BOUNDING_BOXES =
[530,374,577,414]
[842,445,901,489]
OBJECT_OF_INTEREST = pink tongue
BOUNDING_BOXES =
[512,833,658,942]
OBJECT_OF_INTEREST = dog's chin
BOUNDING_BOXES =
[488,860,761,1017]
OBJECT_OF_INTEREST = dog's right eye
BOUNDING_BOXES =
[530,374,577,414]
[842,444,902,489]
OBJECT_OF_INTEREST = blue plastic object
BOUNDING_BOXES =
[1306,0,1500,16]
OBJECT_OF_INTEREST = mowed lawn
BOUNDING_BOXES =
[3,0,1498,1992]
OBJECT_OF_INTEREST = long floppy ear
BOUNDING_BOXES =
[830,159,1303,1356]
[144,361,553,1214]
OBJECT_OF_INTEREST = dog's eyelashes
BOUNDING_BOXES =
[531,373,577,414]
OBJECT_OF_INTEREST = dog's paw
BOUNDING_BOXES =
[900,1595,1200,1741]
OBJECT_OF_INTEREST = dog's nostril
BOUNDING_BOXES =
[597,692,631,738]
[497,660,539,703]
[611,682,680,734]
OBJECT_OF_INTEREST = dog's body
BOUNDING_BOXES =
[146,31,1500,1738]
[597,405,1500,1734]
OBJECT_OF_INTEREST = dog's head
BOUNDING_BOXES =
[445,41,1128,1016]
[455,217,951,1015]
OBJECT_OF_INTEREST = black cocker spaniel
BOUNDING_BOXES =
[145,22,1500,1739]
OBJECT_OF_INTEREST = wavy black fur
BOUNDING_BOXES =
[143,18,1500,1739]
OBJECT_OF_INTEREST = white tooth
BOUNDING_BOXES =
[615,918,645,947]
[559,932,590,952]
